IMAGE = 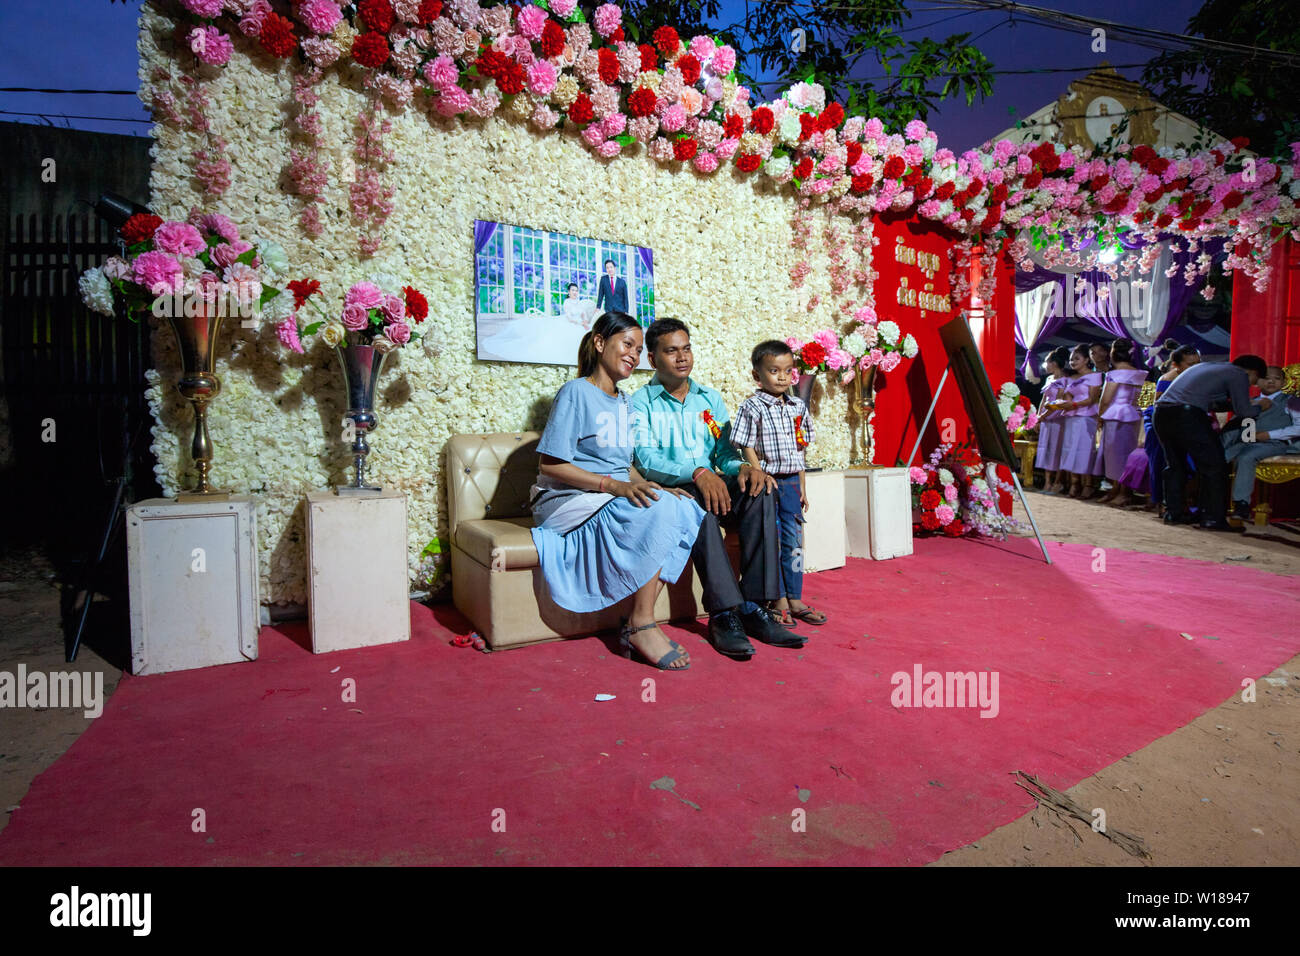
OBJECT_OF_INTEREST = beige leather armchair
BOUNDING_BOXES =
[447,432,708,650]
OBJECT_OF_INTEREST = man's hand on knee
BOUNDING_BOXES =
[693,468,732,516]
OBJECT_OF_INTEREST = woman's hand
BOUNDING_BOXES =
[613,479,663,507]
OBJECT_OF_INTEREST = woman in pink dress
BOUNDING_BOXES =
[1034,347,1070,493]
[1096,339,1150,504]
[1057,343,1105,498]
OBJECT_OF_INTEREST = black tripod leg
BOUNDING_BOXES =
[67,477,126,663]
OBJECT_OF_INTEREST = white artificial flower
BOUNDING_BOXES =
[320,322,346,348]
[263,288,296,323]
[764,155,791,178]
[901,334,918,358]
[842,331,868,358]
[778,112,801,145]
[999,382,1019,399]
[79,267,115,316]
[369,272,403,294]
[938,468,954,486]
[877,320,900,346]
[257,239,290,278]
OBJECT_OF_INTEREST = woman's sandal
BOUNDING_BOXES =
[790,606,828,626]
[617,621,689,671]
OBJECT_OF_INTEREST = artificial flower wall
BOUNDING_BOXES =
[138,2,871,604]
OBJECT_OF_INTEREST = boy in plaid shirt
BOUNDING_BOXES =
[730,340,828,628]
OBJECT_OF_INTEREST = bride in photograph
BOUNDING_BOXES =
[479,282,597,365]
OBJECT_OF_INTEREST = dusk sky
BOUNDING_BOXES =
[0,0,1208,150]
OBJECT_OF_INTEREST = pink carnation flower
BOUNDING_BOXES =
[827,348,853,371]
[597,140,622,158]
[550,0,577,15]
[381,294,405,324]
[153,221,206,257]
[277,318,305,354]
[189,26,234,66]
[659,103,686,132]
[904,119,928,142]
[298,0,343,34]
[341,303,370,331]
[593,3,621,37]
[133,251,183,295]
[526,60,558,96]
[853,306,877,324]
[182,0,223,16]
[714,137,738,160]
[423,55,460,90]
[813,328,839,351]
[515,5,548,40]
[196,213,240,243]
[935,504,956,525]
[435,84,471,116]
[601,112,627,138]
[346,281,384,311]
[711,44,735,75]
[908,466,927,484]
[863,349,883,368]
[943,484,959,503]
[880,351,902,372]
[691,151,718,173]
[689,35,714,60]
[211,239,252,269]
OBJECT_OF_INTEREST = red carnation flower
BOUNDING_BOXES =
[1130,144,1156,166]
[352,31,390,68]
[652,25,679,57]
[676,53,701,86]
[798,112,816,141]
[627,87,657,118]
[800,341,827,368]
[1023,169,1043,189]
[914,176,934,198]
[736,153,761,172]
[794,157,813,180]
[943,519,965,537]
[1088,174,1110,192]
[818,102,845,131]
[1155,212,1174,228]
[850,174,874,194]
[991,182,1008,204]
[1230,135,1250,150]
[403,286,428,323]
[969,177,985,193]
[359,0,395,33]
[120,213,163,245]
[925,473,939,489]
[1222,190,1244,210]
[673,136,698,161]
[568,92,594,124]
[1178,218,1200,231]
[723,113,744,139]
[597,47,619,85]
[497,62,525,95]
[1172,177,1189,190]
[1103,192,1130,214]
[1190,198,1213,218]
[541,20,566,58]
[903,167,922,190]
[1149,157,1170,177]
[475,49,509,79]
[750,106,774,135]
[920,489,941,510]
[1143,188,1163,204]
[883,155,906,179]
[259,12,297,58]
[960,207,976,222]
[1234,239,1251,257]
[638,43,657,71]
[287,278,322,311]
[921,512,941,531]
[610,25,624,43]
[417,0,443,23]
[981,206,1002,231]
[934,181,955,201]
[845,141,862,169]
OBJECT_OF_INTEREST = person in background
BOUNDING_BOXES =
[1096,339,1149,504]
[1223,365,1300,520]
[631,318,802,660]
[529,311,706,671]
[1057,344,1105,499]
[1034,347,1071,494]
[1140,344,1201,512]
[1153,353,1271,531]
[1088,341,1114,494]
[731,340,827,629]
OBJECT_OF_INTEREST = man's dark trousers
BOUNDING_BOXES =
[1153,404,1228,523]
[684,474,780,614]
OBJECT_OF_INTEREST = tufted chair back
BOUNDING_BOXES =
[445,432,542,531]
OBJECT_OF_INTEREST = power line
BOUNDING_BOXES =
[0,109,151,124]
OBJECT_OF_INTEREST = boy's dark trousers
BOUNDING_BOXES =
[682,474,780,613]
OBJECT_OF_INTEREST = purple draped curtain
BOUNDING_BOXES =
[637,247,653,277]
[473,220,497,254]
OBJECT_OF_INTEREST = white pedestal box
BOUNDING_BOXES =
[800,470,846,572]
[305,489,411,654]
[844,468,915,560]
[126,496,260,675]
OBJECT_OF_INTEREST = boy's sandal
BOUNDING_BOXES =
[791,606,827,625]
[768,605,797,628]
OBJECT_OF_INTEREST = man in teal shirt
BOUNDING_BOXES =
[632,318,802,658]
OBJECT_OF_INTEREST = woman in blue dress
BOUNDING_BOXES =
[531,311,706,671]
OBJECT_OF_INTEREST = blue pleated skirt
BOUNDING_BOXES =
[531,492,705,613]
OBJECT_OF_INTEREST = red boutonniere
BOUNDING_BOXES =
[700,409,721,440]
[793,415,809,449]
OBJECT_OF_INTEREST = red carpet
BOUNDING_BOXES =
[3,539,1297,866]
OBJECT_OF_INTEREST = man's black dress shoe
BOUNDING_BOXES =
[708,612,756,659]
[740,607,807,648]
[1231,500,1252,521]
[1163,513,1197,525]
[1200,520,1244,532]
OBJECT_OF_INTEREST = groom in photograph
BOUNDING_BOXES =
[595,258,629,315]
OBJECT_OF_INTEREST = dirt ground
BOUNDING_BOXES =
[1,492,1297,863]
